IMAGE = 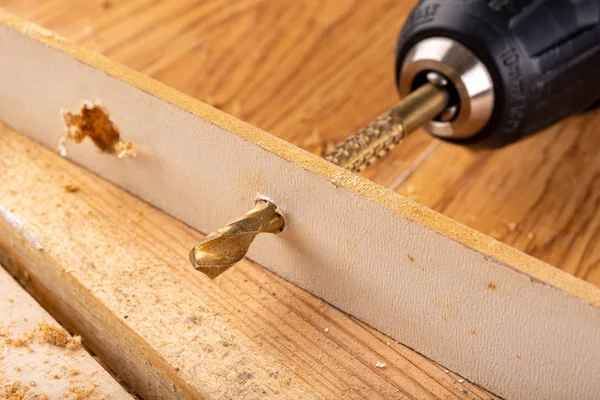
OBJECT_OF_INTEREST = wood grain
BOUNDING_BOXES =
[0,266,133,399]
[0,125,500,400]
[1,0,595,286]
[4,15,600,398]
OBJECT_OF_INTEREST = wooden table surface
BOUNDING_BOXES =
[2,0,598,286]
[2,1,598,399]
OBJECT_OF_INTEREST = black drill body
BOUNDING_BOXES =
[396,0,600,147]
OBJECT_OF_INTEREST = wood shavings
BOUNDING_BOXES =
[323,328,329,333]
[3,381,31,400]
[375,361,386,368]
[66,336,82,351]
[60,104,136,159]
[6,337,28,348]
[4,331,34,349]
[68,383,100,400]
[36,321,68,347]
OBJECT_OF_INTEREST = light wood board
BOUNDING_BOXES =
[0,265,133,399]
[1,0,596,286]
[0,126,502,400]
[1,10,600,400]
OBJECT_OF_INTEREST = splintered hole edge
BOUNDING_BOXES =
[60,103,137,158]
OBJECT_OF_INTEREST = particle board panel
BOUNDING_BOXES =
[0,265,133,399]
[1,0,596,286]
[1,11,600,400]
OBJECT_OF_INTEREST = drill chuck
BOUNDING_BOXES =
[396,0,600,146]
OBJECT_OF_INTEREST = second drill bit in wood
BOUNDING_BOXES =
[189,199,285,279]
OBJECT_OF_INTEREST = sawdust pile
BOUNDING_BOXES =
[2,380,94,400]
[60,104,136,159]
[36,321,81,350]
[3,321,81,350]
[3,381,33,400]
[36,321,69,347]
[67,384,100,400]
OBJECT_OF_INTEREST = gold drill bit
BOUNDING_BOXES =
[191,82,447,279]
[189,199,285,279]
[325,83,448,172]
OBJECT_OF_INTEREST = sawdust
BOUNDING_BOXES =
[4,331,34,349]
[36,321,68,347]
[66,335,82,351]
[60,104,136,159]
[3,321,80,353]
[3,381,31,400]
[6,337,28,348]
[67,383,100,400]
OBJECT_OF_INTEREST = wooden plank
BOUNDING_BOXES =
[0,0,596,285]
[1,11,600,400]
[0,265,133,399]
[0,127,501,400]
